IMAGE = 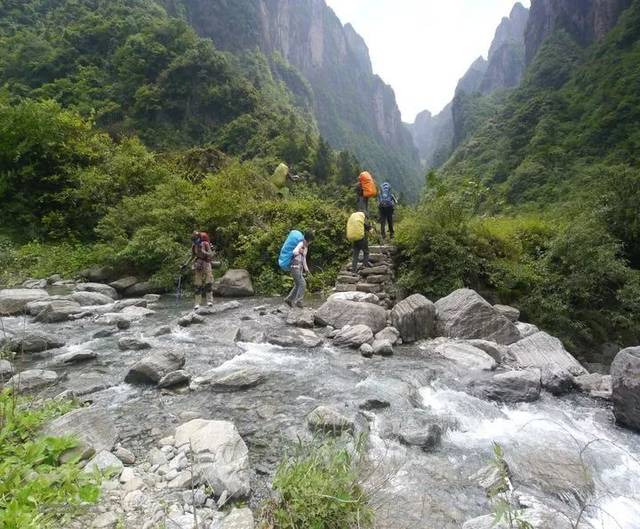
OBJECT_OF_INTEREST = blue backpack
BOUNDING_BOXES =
[379,182,393,207]
[278,230,304,271]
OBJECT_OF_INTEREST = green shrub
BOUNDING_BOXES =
[260,438,373,529]
[0,391,101,529]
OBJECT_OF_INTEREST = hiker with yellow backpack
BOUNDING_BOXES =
[347,210,373,272]
[355,171,377,214]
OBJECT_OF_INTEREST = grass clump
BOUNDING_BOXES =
[260,437,373,529]
[0,390,101,529]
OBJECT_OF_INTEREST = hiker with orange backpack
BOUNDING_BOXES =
[181,231,215,309]
[356,171,377,214]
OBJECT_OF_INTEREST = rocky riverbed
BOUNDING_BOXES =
[1,277,639,529]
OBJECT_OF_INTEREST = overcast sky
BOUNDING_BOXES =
[325,0,530,122]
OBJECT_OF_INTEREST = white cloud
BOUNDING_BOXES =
[325,0,531,122]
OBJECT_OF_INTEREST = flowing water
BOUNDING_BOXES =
[2,293,640,529]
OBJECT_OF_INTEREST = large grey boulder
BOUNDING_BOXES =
[33,300,87,323]
[80,265,115,283]
[391,294,436,343]
[515,321,540,339]
[123,281,161,297]
[0,289,49,315]
[508,331,587,378]
[493,304,520,322]
[399,423,443,452]
[285,308,315,328]
[574,373,612,399]
[306,406,354,434]
[213,270,254,297]
[42,407,117,454]
[435,341,497,371]
[193,365,265,391]
[372,339,394,356]
[76,282,118,300]
[71,291,114,306]
[221,508,255,529]
[375,326,401,345]
[328,291,380,304]
[125,350,186,384]
[435,289,520,345]
[8,331,65,353]
[109,277,139,292]
[333,325,374,348]
[83,450,123,476]
[0,360,13,379]
[118,337,152,351]
[611,346,640,431]
[22,278,48,289]
[158,370,191,389]
[315,298,387,334]
[6,369,58,391]
[464,339,509,364]
[471,369,541,403]
[266,327,322,348]
[174,419,250,498]
[540,364,576,395]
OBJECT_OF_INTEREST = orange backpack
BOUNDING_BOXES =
[359,171,377,198]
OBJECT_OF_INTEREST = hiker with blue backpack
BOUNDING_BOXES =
[278,229,315,308]
[378,181,398,240]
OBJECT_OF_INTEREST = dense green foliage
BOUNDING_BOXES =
[260,438,373,529]
[0,391,101,529]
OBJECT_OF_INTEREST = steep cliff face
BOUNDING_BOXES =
[455,57,488,95]
[407,105,454,168]
[161,0,421,197]
[525,0,633,63]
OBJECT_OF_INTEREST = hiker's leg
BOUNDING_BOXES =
[293,267,306,304]
[363,237,371,266]
[193,270,203,307]
[285,271,297,303]
[379,207,386,239]
[352,243,360,271]
[204,266,214,305]
[388,208,395,238]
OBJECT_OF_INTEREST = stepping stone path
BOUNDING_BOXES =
[332,245,398,309]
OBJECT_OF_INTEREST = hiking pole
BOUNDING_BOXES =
[176,274,183,304]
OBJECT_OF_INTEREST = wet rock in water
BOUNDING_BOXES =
[266,327,322,348]
[435,341,497,371]
[144,293,161,303]
[54,349,98,364]
[285,307,315,328]
[118,336,152,351]
[34,300,88,323]
[8,331,65,353]
[178,312,205,327]
[399,423,443,452]
[435,289,521,345]
[158,370,191,389]
[76,282,119,300]
[23,278,48,289]
[333,324,374,348]
[43,407,117,454]
[6,369,58,391]
[359,343,374,358]
[109,276,139,292]
[196,300,242,316]
[375,326,401,345]
[574,373,612,400]
[464,339,509,364]
[306,405,354,434]
[123,281,161,297]
[221,507,255,529]
[0,288,49,315]
[611,346,640,431]
[116,319,131,330]
[471,369,541,403]
[540,363,575,395]
[213,269,254,297]
[236,323,267,344]
[493,304,520,322]
[372,338,394,356]
[93,329,116,339]
[508,331,587,378]
[315,298,387,334]
[515,321,540,339]
[391,294,436,343]
[174,419,251,498]
[83,450,124,476]
[355,375,415,410]
[469,464,505,493]
[153,325,172,337]
[193,365,265,391]
[112,298,148,311]
[125,350,186,385]
[0,360,14,378]
[71,291,114,306]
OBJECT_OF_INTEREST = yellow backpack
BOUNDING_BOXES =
[347,212,366,242]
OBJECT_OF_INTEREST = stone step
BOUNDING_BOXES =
[356,283,383,294]
[366,275,391,284]
[360,265,390,276]
[337,275,359,284]
[334,284,357,293]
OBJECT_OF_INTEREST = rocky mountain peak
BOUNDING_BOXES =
[455,56,488,95]
[489,2,530,59]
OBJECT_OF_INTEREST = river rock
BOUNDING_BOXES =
[80,265,115,283]
[372,339,394,356]
[435,289,520,345]
[0,360,14,378]
[315,298,387,334]
[43,406,117,454]
[8,331,65,353]
[5,369,58,391]
[25,296,69,315]
[464,339,509,364]
[266,327,322,348]
[125,350,186,384]
[109,276,139,292]
[508,331,587,378]
[435,342,497,371]
[84,450,124,476]
[113,298,148,311]
[355,375,416,410]
[22,278,48,289]
[193,365,265,391]
[333,324,374,348]
[399,423,443,451]
[0,288,49,315]
[493,304,520,322]
[359,343,374,357]
[114,446,136,465]
[391,294,436,343]
[574,373,612,399]
[471,369,541,403]
[178,312,205,327]
[54,350,97,364]
[76,282,118,300]
[196,300,242,316]
[222,507,255,529]
[174,419,250,498]
[285,308,315,328]
[33,300,87,323]
[611,346,640,431]
[328,291,380,304]
[118,337,152,351]
[71,291,114,306]
[153,325,172,337]
[158,370,191,388]
[307,405,354,434]
[515,321,540,339]
[540,363,575,395]
[213,269,254,297]
[375,326,401,345]
[123,281,160,297]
